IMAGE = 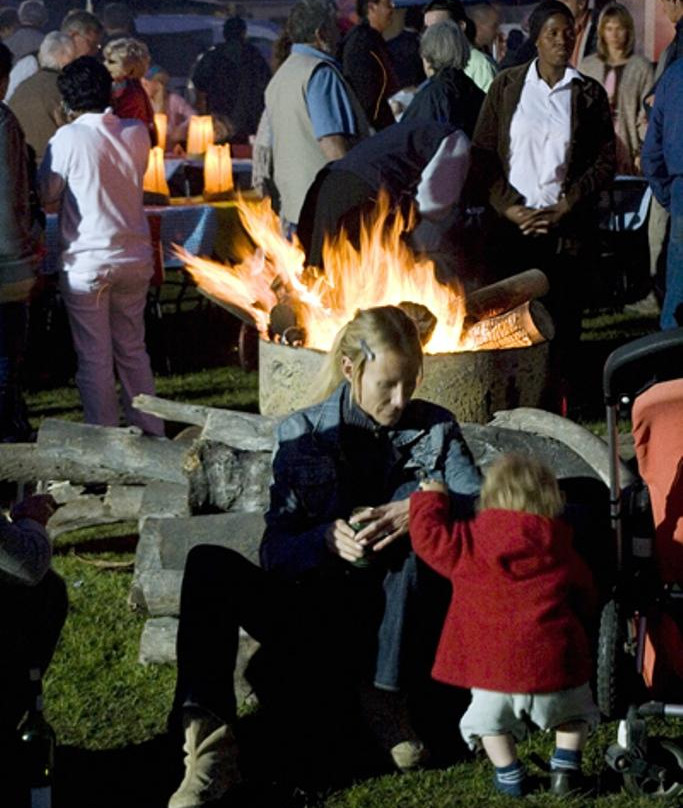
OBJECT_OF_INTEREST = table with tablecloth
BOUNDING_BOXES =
[44,202,219,275]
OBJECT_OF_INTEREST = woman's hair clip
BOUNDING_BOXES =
[360,339,376,361]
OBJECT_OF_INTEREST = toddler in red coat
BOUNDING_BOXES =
[409,453,600,797]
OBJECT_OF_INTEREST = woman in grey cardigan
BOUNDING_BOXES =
[580,3,653,175]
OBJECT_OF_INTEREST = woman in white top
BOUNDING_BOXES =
[39,56,164,436]
[471,0,615,407]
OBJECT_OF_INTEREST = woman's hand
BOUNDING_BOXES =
[504,200,569,236]
[537,197,570,229]
[10,494,58,527]
[419,479,448,494]
[353,499,410,553]
[324,519,366,563]
[504,204,537,227]
[504,205,548,236]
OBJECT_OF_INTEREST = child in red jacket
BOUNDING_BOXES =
[409,453,599,797]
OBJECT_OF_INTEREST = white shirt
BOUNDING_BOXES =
[415,129,470,218]
[508,60,580,208]
[5,53,38,102]
[39,109,152,278]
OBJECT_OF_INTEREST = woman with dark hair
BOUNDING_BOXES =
[38,56,163,436]
[579,3,653,175]
[401,19,484,138]
[471,0,615,405]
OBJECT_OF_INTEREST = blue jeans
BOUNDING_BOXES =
[661,177,683,329]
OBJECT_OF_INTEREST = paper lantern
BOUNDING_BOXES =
[186,115,214,156]
[154,113,168,153]
[142,146,170,204]
[203,144,234,199]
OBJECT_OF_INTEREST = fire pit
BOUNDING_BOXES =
[175,195,553,422]
[259,338,549,422]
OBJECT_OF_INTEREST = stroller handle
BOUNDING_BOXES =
[603,328,683,405]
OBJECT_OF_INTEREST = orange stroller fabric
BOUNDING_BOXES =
[631,379,683,692]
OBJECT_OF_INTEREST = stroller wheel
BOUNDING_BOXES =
[624,739,683,798]
[597,599,634,719]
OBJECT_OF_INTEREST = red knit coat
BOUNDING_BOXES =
[410,492,597,693]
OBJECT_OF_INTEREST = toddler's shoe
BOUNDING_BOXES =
[549,770,594,797]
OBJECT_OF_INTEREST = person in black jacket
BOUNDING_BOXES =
[339,0,399,130]
[401,20,483,139]
[190,16,271,144]
[297,119,470,280]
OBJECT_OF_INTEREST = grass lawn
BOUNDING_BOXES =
[21,304,683,807]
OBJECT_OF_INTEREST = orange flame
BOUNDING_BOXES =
[175,192,467,354]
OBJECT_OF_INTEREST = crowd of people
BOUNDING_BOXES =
[1,0,682,805]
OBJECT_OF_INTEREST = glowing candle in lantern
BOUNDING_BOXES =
[203,143,234,197]
[143,146,170,199]
[154,113,168,152]
[186,115,214,156]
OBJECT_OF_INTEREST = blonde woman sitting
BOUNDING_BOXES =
[166,305,481,808]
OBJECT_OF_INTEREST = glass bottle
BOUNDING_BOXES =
[17,667,55,808]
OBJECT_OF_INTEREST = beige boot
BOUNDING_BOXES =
[389,740,429,772]
[168,708,242,808]
[357,684,429,772]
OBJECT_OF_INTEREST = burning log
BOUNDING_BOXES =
[464,269,550,324]
[462,300,555,351]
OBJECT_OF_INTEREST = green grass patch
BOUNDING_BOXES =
[45,557,175,751]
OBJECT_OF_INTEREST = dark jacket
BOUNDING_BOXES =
[410,495,597,692]
[340,20,399,131]
[642,57,683,211]
[191,38,271,141]
[326,119,455,198]
[0,103,40,289]
[386,29,425,89]
[261,382,481,580]
[401,67,484,139]
[471,61,615,233]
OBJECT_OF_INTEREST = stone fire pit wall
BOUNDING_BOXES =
[258,339,550,422]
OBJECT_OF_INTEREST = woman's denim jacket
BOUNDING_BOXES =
[260,382,481,581]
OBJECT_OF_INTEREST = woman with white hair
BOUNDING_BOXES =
[401,19,484,138]
[103,36,156,144]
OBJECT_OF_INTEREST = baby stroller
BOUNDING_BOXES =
[597,328,683,797]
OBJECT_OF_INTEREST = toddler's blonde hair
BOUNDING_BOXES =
[479,453,563,517]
